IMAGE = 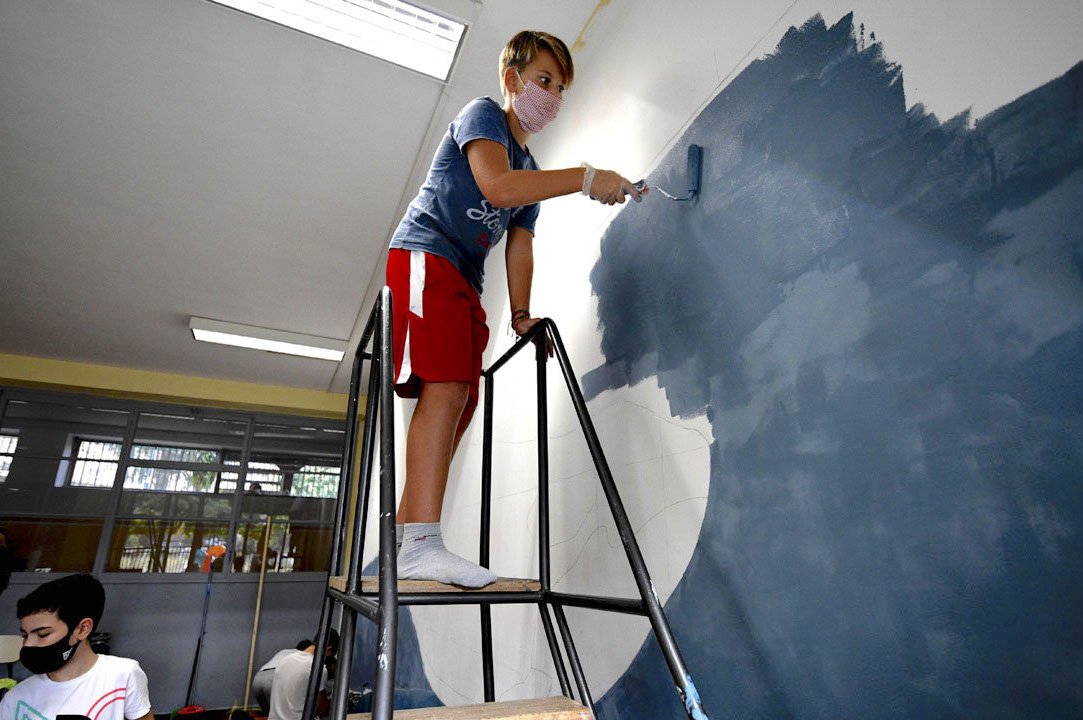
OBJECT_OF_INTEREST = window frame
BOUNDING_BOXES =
[205,0,468,82]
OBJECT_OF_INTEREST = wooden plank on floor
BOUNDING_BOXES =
[328,576,541,594]
[347,696,590,720]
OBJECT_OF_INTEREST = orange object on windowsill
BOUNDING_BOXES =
[200,544,226,573]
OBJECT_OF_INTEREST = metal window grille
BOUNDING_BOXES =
[71,439,121,487]
[0,433,17,482]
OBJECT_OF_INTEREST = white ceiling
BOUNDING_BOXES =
[0,0,594,394]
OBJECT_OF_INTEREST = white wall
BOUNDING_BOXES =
[361,0,1083,708]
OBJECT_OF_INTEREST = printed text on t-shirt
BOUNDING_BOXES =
[466,200,503,233]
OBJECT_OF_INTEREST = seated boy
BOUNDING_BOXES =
[251,638,311,715]
[0,574,153,720]
[267,630,339,720]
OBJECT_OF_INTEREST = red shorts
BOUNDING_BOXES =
[386,249,489,404]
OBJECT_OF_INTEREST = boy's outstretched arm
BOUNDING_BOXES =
[466,139,641,208]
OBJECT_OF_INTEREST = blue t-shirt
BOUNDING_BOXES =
[390,97,541,294]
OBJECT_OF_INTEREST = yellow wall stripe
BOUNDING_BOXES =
[0,353,348,418]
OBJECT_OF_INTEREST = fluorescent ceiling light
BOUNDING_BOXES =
[189,317,347,362]
[210,0,467,80]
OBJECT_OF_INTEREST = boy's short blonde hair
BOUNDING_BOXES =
[499,31,574,95]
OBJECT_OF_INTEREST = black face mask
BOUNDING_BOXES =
[20,630,81,675]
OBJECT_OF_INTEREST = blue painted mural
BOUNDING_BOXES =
[584,12,1083,720]
[346,12,1082,719]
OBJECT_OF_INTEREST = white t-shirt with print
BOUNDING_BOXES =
[0,654,151,720]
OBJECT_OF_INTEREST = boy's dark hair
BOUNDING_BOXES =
[16,573,105,632]
[304,630,339,654]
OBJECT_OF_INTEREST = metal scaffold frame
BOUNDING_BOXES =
[303,287,709,720]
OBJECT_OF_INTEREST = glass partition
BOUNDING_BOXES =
[1,517,103,573]
[0,389,344,576]
[230,422,343,572]
[105,519,230,573]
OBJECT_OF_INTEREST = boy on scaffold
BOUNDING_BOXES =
[388,30,646,587]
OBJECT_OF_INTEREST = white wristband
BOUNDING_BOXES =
[580,162,596,197]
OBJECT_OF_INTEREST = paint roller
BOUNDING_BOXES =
[635,144,703,201]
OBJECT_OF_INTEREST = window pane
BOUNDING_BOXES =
[71,439,121,488]
[230,461,340,498]
[0,433,17,482]
[0,517,103,572]
[130,444,221,464]
[0,455,113,515]
[123,466,222,493]
[241,488,336,523]
[240,423,342,524]
[207,0,466,81]
[2,398,130,439]
[1,392,344,575]
[132,411,245,460]
[105,519,229,573]
[233,518,332,573]
[228,460,284,494]
[0,399,128,514]
[290,465,340,498]
[116,491,233,519]
[251,422,342,462]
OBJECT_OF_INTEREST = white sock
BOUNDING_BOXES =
[397,522,497,588]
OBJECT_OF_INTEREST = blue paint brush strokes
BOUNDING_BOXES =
[586,12,1083,720]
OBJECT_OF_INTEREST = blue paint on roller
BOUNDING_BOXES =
[637,145,703,201]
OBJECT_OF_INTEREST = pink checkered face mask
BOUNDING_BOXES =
[512,69,563,134]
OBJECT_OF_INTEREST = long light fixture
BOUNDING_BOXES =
[209,0,467,81]
[189,317,347,362]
